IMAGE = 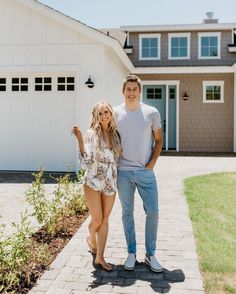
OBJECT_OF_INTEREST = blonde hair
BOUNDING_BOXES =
[88,100,121,160]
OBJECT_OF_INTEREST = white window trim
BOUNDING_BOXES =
[202,80,224,103]
[198,32,221,59]
[168,33,190,60]
[139,33,161,60]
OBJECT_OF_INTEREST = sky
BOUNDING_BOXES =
[38,0,236,29]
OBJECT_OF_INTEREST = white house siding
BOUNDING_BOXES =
[0,0,129,171]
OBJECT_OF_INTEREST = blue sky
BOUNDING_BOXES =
[38,0,236,28]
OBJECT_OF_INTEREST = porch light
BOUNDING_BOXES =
[85,76,94,88]
[182,92,189,100]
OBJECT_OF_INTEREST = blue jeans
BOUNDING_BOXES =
[117,169,159,256]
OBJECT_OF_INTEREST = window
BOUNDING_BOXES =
[35,77,52,91]
[12,78,28,91]
[139,34,160,60]
[0,78,6,91]
[146,88,162,99]
[57,77,75,91]
[203,81,224,103]
[198,32,221,59]
[168,33,190,59]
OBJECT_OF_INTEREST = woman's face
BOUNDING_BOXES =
[98,105,112,128]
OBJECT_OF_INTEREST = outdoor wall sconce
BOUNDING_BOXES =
[182,92,189,100]
[85,76,94,88]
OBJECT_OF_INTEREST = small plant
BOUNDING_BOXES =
[25,169,87,236]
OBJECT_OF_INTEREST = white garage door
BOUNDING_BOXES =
[0,74,77,172]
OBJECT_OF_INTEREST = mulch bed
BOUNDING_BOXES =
[14,212,88,294]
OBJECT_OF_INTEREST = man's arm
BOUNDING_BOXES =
[145,128,163,170]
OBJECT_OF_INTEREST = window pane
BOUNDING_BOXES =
[142,48,149,58]
[210,47,218,56]
[0,86,6,91]
[150,48,157,57]
[142,38,149,47]
[180,48,187,57]
[214,93,221,100]
[150,38,157,47]
[44,77,51,83]
[67,85,74,91]
[206,93,213,100]
[67,77,74,83]
[171,38,179,47]
[12,85,19,91]
[12,78,19,84]
[44,85,52,91]
[179,37,187,47]
[21,85,28,91]
[201,37,209,46]
[214,86,220,93]
[171,47,178,57]
[21,78,28,84]
[58,84,65,91]
[201,47,209,56]
[58,77,65,83]
[35,77,42,83]
[210,37,217,46]
[147,88,154,94]
[35,85,42,91]
[0,78,6,84]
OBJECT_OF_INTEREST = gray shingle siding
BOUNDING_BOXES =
[128,30,236,67]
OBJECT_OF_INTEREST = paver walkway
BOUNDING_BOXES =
[1,156,235,293]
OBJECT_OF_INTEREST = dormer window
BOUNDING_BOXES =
[198,32,221,59]
[139,34,160,60]
[168,33,190,59]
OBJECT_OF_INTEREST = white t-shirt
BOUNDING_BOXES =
[114,102,162,171]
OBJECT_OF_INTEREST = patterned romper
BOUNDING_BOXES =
[79,129,117,196]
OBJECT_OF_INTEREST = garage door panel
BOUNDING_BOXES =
[0,76,77,172]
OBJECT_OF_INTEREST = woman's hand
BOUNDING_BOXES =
[72,126,84,155]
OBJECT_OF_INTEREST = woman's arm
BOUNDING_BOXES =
[72,126,84,156]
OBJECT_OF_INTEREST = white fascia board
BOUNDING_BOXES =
[133,66,235,74]
[121,23,236,32]
[16,0,134,71]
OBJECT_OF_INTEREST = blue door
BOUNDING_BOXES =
[143,84,177,150]
[143,85,166,149]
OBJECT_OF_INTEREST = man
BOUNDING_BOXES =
[114,74,163,272]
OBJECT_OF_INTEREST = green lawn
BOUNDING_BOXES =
[184,172,236,294]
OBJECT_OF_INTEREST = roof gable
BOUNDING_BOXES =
[15,0,133,70]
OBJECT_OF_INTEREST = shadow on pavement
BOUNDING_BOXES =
[89,259,185,293]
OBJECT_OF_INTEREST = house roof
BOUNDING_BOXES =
[15,0,134,71]
[121,23,236,32]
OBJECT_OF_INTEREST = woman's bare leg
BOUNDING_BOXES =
[95,193,116,270]
[83,184,102,252]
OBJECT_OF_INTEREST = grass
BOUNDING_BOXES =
[184,172,236,294]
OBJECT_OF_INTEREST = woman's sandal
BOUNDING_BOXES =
[86,236,97,255]
[94,261,113,272]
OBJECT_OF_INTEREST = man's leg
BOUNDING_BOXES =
[117,170,136,254]
[135,169,159,256]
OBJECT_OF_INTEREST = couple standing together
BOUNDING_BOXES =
[73,74,163,273]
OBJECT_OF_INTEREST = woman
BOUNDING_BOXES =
[73,100,121,271]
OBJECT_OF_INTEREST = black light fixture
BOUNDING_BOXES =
[182,92,189,100]
[85,76,94,88]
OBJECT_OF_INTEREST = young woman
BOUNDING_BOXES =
[73,101,121,271]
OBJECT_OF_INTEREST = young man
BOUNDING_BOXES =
[114,74,163,272]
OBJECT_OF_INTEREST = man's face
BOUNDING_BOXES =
[123,81,141,103]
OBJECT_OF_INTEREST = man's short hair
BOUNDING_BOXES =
[122,74,141,92]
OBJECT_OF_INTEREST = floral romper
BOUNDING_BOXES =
[79,129,117,196]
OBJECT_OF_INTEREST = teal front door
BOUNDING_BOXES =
[143,84,177,150]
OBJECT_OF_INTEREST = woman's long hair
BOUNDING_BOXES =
[88,100,121,160]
